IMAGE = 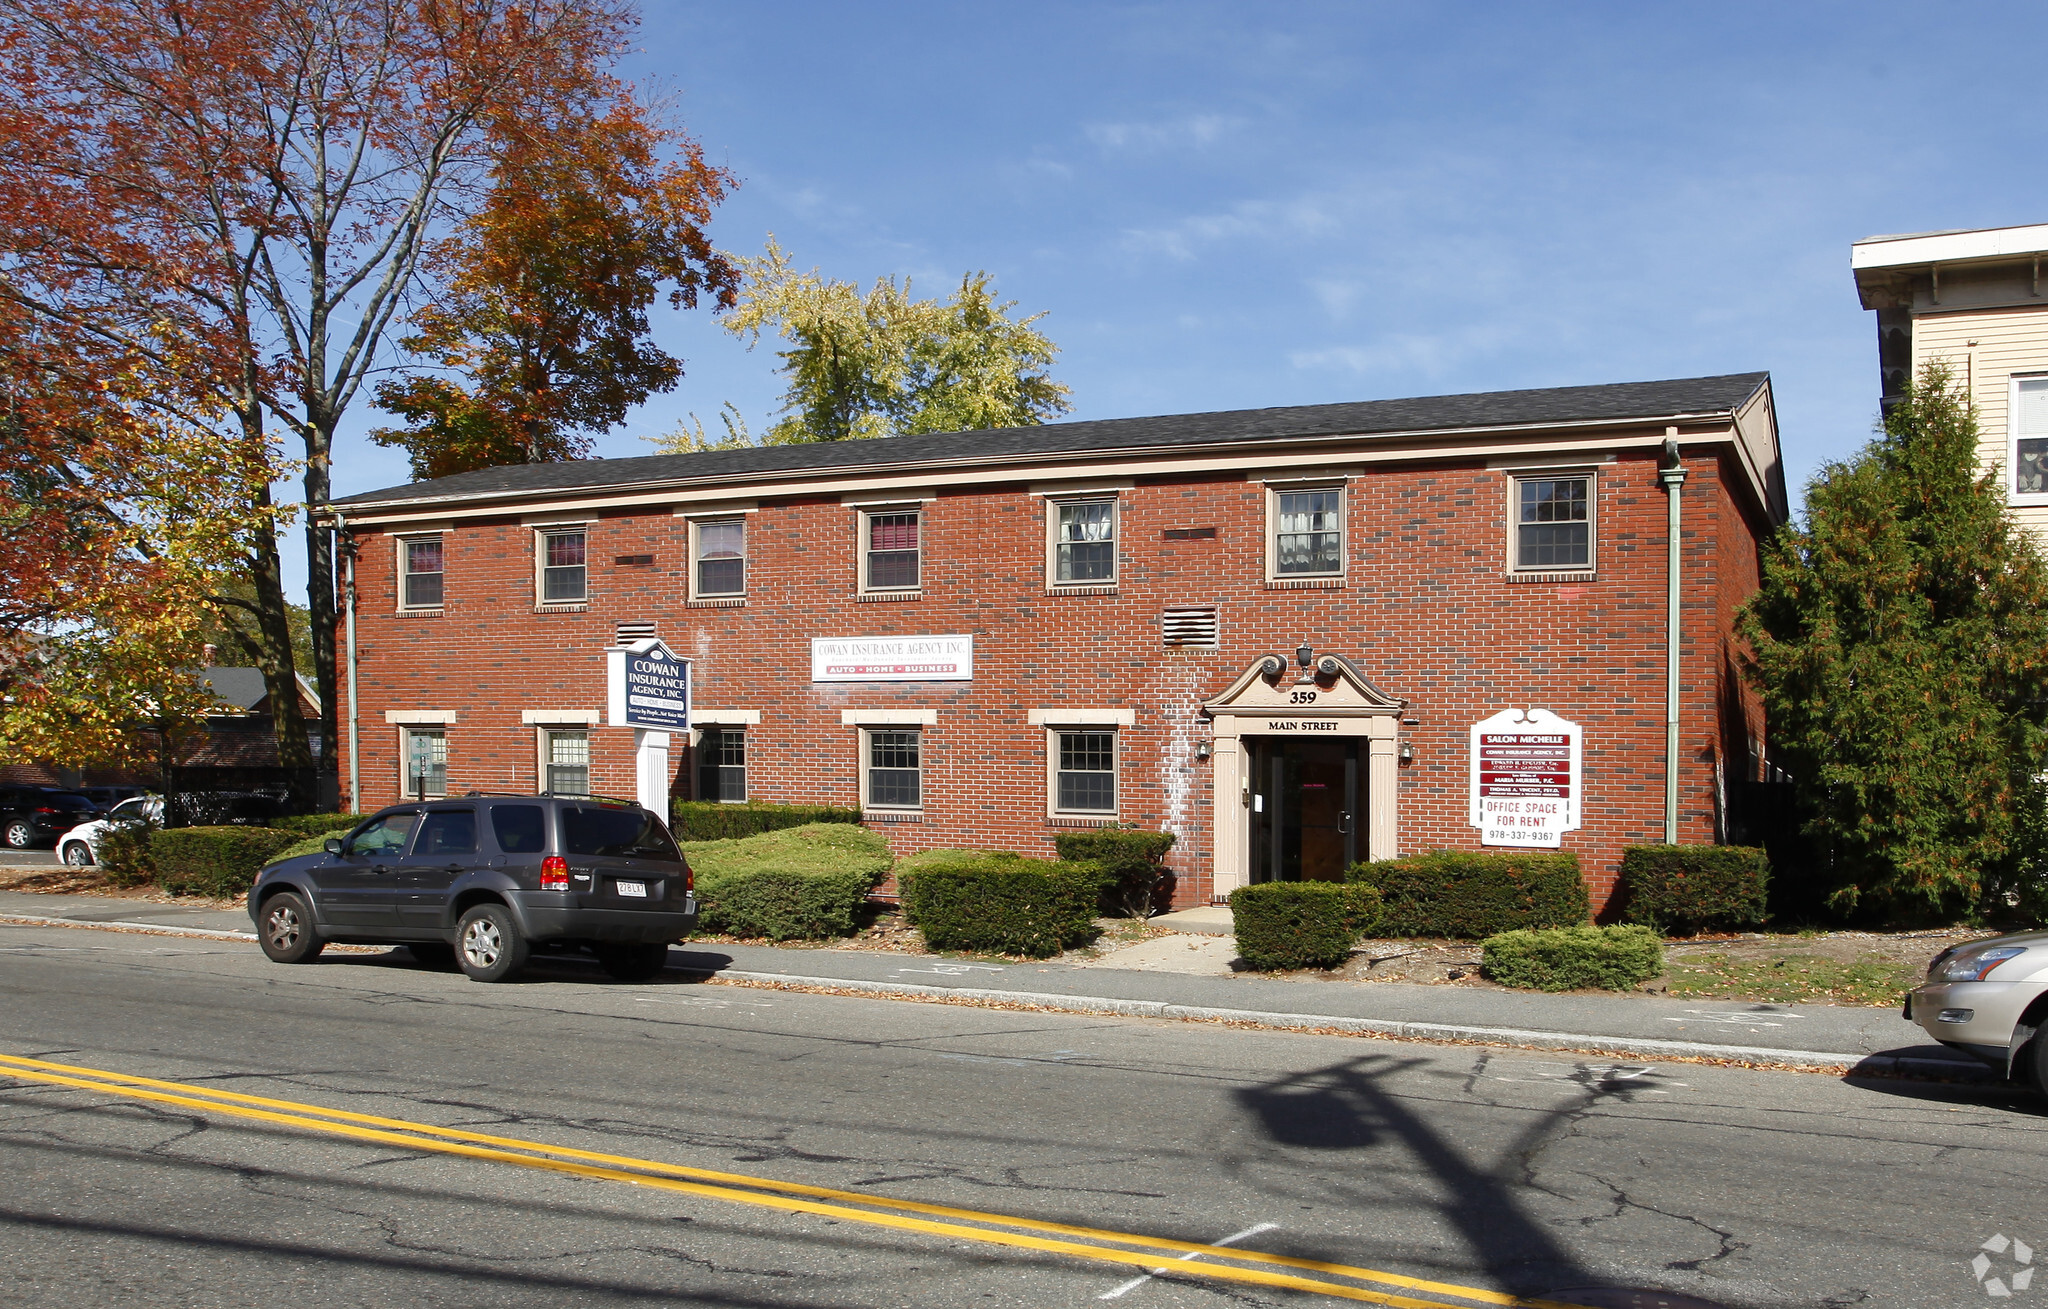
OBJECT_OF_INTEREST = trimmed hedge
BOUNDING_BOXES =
[1481,925,1664,992]
[269,812,369,837]
[1230,881,1382,971]
[685,823,893,940]
[95,821,157,888]
[1350,851,1590,939]
[671,800,862,842]
[897,850,1108,958]
[275,828,356,862]
[1053,828,1177,917]
[1617,845,1770,935]
[151,826,305,898]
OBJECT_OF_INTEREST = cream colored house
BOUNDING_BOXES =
[1854,223,2048,539]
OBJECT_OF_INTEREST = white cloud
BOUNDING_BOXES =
[1085,113,1241,153]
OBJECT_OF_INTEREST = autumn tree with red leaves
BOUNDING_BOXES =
[0,0,727,804]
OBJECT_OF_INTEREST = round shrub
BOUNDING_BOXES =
[1480,924,1664,992]
[95,821,157,888]
[898,852,1106,958]
[1053,828,1176,917]
[1229,881,1382,971]
[686,823,893,940]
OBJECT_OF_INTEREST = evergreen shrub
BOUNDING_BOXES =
[685,823,892,940]
[270,812,370,837]
[95,821,157,888]
[897,850,1107,958]
[1350,851,1589,939]
[671,800,862,842]
[1229,882,1382,971]
[1618,845,1770,934]
[1052,828,1176,917]
[1481,925,1664,992]
[275,828,355,862]
[150,827,305,897]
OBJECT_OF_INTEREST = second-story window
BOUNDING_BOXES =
[540,529,587,604]
[1272,487,1343,576]
[1513,475,1592,570]
[2015,376,2048,497]
[400,537,443,609]
[693,519,747,597]
[1052,500,1116,585]
[865,510,920,591]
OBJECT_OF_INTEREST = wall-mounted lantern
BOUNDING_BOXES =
[1397,741,1415,764]
[1194,740,1213,762]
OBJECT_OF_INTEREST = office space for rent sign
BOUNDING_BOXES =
[1469,708,1582,847]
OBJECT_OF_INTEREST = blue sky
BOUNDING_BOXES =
[306,1,2048,587]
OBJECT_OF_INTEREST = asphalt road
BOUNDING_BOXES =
[0,924,2041,1309]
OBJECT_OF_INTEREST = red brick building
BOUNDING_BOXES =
[324,372,1786,913]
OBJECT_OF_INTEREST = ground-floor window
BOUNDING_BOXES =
[402,728,446,800]
[697,728,746,802]
[863,728,922,810]
[1053,730,1116,814]
[542,729,589,796]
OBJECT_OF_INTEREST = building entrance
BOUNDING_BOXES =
[1249,737,1360,883]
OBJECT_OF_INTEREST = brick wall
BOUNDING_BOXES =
[338,440,1772,915]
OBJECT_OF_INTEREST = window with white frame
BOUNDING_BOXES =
[863,728,921,809]
[399,536,443,609]
[1053,730,1116,814]
[2013,376,2048,497]
[863,510,920,591]
[1511,474,1593,571]
[1270,486,1343,576]
[697,728,746,802]
[692,518,746,597]
[402,728,446,800]
[538,528,588,604]
[542,729,589,795]
[1050,499,1116,585]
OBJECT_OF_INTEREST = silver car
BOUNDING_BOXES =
[1907,930,2048,1089]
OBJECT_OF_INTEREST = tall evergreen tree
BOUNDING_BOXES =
[1740,364,2048,920]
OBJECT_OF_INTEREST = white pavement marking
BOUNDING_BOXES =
[891,963,1005,976]
[1097,1221,1280,1299]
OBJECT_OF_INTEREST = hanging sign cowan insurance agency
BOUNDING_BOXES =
[811,634,973,682]
[607,639,691,731]
[1468,707,1582,848]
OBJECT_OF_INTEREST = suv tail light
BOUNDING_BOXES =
[541,855,570,891]
[683,860,693,894]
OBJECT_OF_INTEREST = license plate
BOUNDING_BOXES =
[615,880,647,898]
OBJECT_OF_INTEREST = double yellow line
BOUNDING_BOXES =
[0,1051,1577,1308]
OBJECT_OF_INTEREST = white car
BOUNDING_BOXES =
[56,796,161,867]
[1907,930,2048,1090]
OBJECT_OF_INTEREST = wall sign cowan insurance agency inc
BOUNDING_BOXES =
[811,635,973,682]
[1468,707,1582,848]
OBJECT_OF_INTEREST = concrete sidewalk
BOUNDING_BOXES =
[0,888,1998,1082]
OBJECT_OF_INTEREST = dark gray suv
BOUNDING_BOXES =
[248,794,696,983]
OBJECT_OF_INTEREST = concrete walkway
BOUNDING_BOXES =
[0,888,1997,1083]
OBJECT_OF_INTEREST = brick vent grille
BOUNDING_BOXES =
[614,621,657,643]
[1161,606,1219,648]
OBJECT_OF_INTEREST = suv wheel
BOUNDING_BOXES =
[61,841,93,867]
[595,942,669,982]
[258,892,326,964]
[4,820,33,849]
[456,904,529,983]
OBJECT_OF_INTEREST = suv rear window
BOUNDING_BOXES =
[491,805,546,854]
[562,806,681,862]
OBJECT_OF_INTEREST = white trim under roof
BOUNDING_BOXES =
[1852,223,2048,270]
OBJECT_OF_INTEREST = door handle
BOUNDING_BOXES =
[1338,812,1352,834]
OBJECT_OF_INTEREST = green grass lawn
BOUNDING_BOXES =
[1663,952,1919,1006]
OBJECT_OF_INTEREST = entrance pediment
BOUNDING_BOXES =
[1203,652,1405,720]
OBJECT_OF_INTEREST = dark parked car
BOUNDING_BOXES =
[0,787,101,849]
[247,793,696,983]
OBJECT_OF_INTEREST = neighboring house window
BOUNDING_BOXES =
[539,528,588,603]
[693,519,746,597]
[543,729,589,795]
[1051,500,1116,585]
[864,729,921,809]
[1513,475,1593,570]
[1054,730,1116,814]
[402,729,446,800]
[864,510,920,591]
[1271,487,1343,576]
[697,728,746,802]
[400,537,443,609]
[2014,376,2048,496]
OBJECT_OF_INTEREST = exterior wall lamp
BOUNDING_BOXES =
[1397,742,1414,764]
[1194,740,1212,761]
[1295,641,1314,668]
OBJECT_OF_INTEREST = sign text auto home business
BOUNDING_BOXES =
[810,635,973,682]
[1468,707,1582,847]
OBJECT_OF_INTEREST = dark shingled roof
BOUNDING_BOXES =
[334,371,1771,509]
